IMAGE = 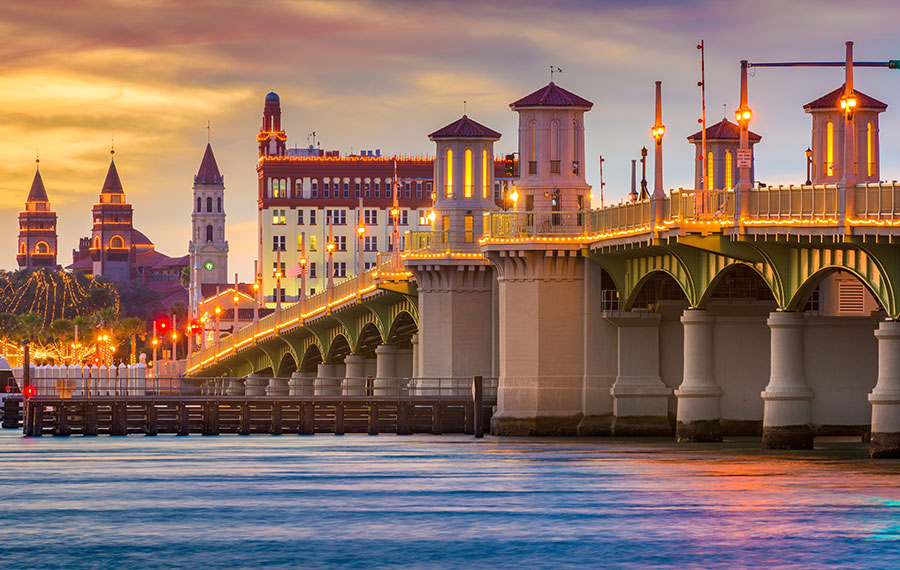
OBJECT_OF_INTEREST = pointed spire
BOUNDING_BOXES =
[195,143,222,184]
[102,149,124,194]
[27,166,49,203]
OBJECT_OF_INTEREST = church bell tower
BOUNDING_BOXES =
[189,143,229,310]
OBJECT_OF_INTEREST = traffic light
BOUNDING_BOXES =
[155,316,170,334]
[504,154,516,177]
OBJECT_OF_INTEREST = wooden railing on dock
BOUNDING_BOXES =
[14,377,494,438]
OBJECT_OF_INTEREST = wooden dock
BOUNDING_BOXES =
[17,395,490,437]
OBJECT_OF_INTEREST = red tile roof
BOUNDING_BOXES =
[101,158,124,194]
[195,143,223,184]
[510,82,593,109]
[66,256,93,271]
[687,118,762,142]
[27,168,49,202]
[803,84,887,111]
[428,115,501,139]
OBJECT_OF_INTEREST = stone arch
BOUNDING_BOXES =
[386,310,417,345]
[34,241,50,254]
[325,334,352,363]
[109,235,125,248]
[624,269,691,311]
[300,344,323,372]
[276,352,297,377]
[696,262,780,309]
[787,265,888,314]
[355,322,383,356]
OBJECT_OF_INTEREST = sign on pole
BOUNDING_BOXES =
[737,148,752,169]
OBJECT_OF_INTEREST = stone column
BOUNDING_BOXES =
[870,320,900,458]
[266,377,289,396]
[315,362,340,396]
[761,311,814,449]
[343,354,367,396]
[606,311,672,436]
[288,371,314,396]
[410,334,419,379]
[374,344,398,396]
[226,378,245,396]
[675,309,722,442]
[244,372,267,396]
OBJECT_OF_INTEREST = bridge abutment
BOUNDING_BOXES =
[675,309,722,442]
[762,311,814,449]
[870,321,900,458]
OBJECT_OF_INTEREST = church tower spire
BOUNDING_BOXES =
[91,149,135,281]
[17,157,59,270]
[189,142,228,311]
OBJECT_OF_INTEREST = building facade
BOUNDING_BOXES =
[255,91,515,305]
[189,143,229,310]
[17,160,59,270]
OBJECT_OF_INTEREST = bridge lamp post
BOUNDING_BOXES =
[151,337,158,378]
[651,80,665,198]
[171,330,178,364]
[509,189,519,213]
[232,293,240,334]
[326,240,335,296]
[213,305,221,355]
[299,256,308,302]
[390,206,401,269]
[252,278,260,325]
[806,147,813,185]
[357,223,366,276]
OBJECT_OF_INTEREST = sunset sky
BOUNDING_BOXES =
[2,0,899,280]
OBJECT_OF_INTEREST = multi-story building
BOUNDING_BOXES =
[17,159,59,270]
[255,91,516,305]
[189,143,229,310]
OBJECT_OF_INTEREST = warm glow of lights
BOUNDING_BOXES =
[326,242,335,253]
[427,210,436,223]
[735,108,752,123]
[509,189,519,202]
[214,305,221,314]
[357,224,365,236]
[651,125,665,140]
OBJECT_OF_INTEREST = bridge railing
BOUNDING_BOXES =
[855,182,900,220]
[746,184,839,221]
[405,230,483,254]
[668,189,733,221]
[585,200,652,235]
[484,210,587,239]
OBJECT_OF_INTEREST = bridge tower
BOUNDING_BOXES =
[406,114,502,383]
[687,119,761,190]
[510,82,592,211]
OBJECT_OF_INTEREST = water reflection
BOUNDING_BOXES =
[1,433,899,569]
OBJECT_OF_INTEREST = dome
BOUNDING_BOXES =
[265,91,280,103]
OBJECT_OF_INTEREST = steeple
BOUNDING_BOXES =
[102,153,124,194]
[195,143,223,185]
[27,165,49,203]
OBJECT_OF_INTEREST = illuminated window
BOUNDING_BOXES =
[725,150,733,190]
[272,209,286,225]
[530,121,536,162]
[464,215,474,243]
[464,149,473,198]
[551,120,559,161]
[868,121,875,177]
[110,235,125,248]
[93,236,100,249]
[309,235,317,251]
[445,148,453,197]
[572,120,578,164]
[707,152,714,189]
[482,150,489,199]
[826,121,834,176]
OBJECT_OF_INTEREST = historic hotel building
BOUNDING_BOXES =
[256,91,515,305]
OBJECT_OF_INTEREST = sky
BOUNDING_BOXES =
[2,0,900,280]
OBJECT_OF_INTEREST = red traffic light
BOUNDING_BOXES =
[22,385,35,398]
[155,316,171,332]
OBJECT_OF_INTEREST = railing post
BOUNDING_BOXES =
[472,375,484,438]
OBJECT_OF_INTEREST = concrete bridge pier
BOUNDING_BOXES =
[266,377,289,397]
[343,355,367,396]
[226,378,245,395]
[410,334,419,379]
[761,311,814,449]
[245,373,267,396]
[675,309,723,442]
[870,321,900,458]
[375,344,398,396]
[579,261,617,435]
[315,363,341,396]
[605,311,672,436]
[288,371,314,396]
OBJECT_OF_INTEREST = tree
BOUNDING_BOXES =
[18,312,44,343]
[0,313,23,345]
[117,317,146,365]
[181,266,191,287]
[49,318,75,343]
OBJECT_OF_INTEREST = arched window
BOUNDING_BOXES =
[109,235,124,249]
[35,242,49,254]
[196,197,201,212]
[445,148,453,197]
[217,197,222,213]
[530,121,536,162]
[550,120,559,161]
[482,149,489,199]
[19,242,25,254]
[572,120,578,165]
[206,225,213,243]
[464,149,473,198]
[826,121,834,176]
[867,121,875,177]
[707,151,714,189]
[93,236,100,249]
[206,197,213,212]
[725,150,733,190]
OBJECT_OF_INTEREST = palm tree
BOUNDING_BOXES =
[117,317,146,365]
[49,318,75,343]
[18,312,44,343]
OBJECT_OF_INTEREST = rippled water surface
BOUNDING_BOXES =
[1,431,900,569]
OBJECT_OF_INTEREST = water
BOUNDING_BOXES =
[1,432,899,569]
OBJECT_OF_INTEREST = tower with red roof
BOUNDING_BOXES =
[258,91,287,158]
[803,85,886,185]
[509,82,593,211]
[16,159,59,270]
[687,118,762,190]
[189,143,229,309]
